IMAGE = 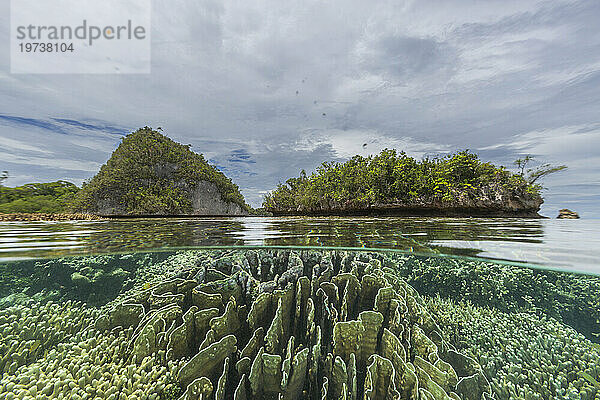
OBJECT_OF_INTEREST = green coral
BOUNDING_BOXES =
[580,372,600,390]
[0,252,168,306]
[427,296,600,399]
[388,253,600,342]
[161,380,185,400]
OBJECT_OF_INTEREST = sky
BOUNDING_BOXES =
[1,0,599,217]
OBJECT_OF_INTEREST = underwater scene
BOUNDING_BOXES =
[1,247,599,400]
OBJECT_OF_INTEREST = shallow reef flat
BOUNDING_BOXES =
[387,254,600,344]
[428,297,600,400]
[0,249,599,399]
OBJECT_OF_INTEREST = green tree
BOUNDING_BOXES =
[0,181,80,213]
[263,149,545,213]
[514,155,534,176]
[514,155,567,185]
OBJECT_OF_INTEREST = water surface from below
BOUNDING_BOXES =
[0,216,598,273]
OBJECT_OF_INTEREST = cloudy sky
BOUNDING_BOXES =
[1,0,599,217]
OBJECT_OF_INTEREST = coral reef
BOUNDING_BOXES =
[0,301,98,375]
[0,300,180,399]
[388,253,600,342]
[96,249,491,399]
[0,252,171,306]
[1,248,600,400]
[427,296,600,399]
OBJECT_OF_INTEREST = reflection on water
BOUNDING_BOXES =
[0,216,598,273]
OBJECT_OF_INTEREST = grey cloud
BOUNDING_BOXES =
[0,0,599,216]
[361,35,457,81]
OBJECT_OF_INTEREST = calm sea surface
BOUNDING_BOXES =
[0,216,598,274]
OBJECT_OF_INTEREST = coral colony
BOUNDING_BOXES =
[1,249,599,399]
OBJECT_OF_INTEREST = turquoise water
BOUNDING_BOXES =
[0,217,598,273]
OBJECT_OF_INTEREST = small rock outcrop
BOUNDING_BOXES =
[557,209,580,219]
[70,127,249,216]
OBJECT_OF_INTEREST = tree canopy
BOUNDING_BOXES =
[0,181,80,213]
[263,149,543,213]
[70,127,249,214]
[513,155,567,185]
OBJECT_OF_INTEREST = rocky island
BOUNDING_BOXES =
[71,127,250,216]
[264,150,546,217]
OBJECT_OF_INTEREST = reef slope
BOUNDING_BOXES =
[95,249,489,399]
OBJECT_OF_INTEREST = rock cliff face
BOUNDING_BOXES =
[190,181,248,215]
[71,127,249,216]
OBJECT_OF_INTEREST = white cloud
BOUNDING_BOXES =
[0,151,101,172]
[0,136,53,154]
[296,129,451,159]
[478,125,600,217]
[480,125,600,159]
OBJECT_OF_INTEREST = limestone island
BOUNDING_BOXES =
[71,127,250,216]
[263,150,546,217]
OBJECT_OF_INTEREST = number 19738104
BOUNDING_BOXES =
[19,42,74,52]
